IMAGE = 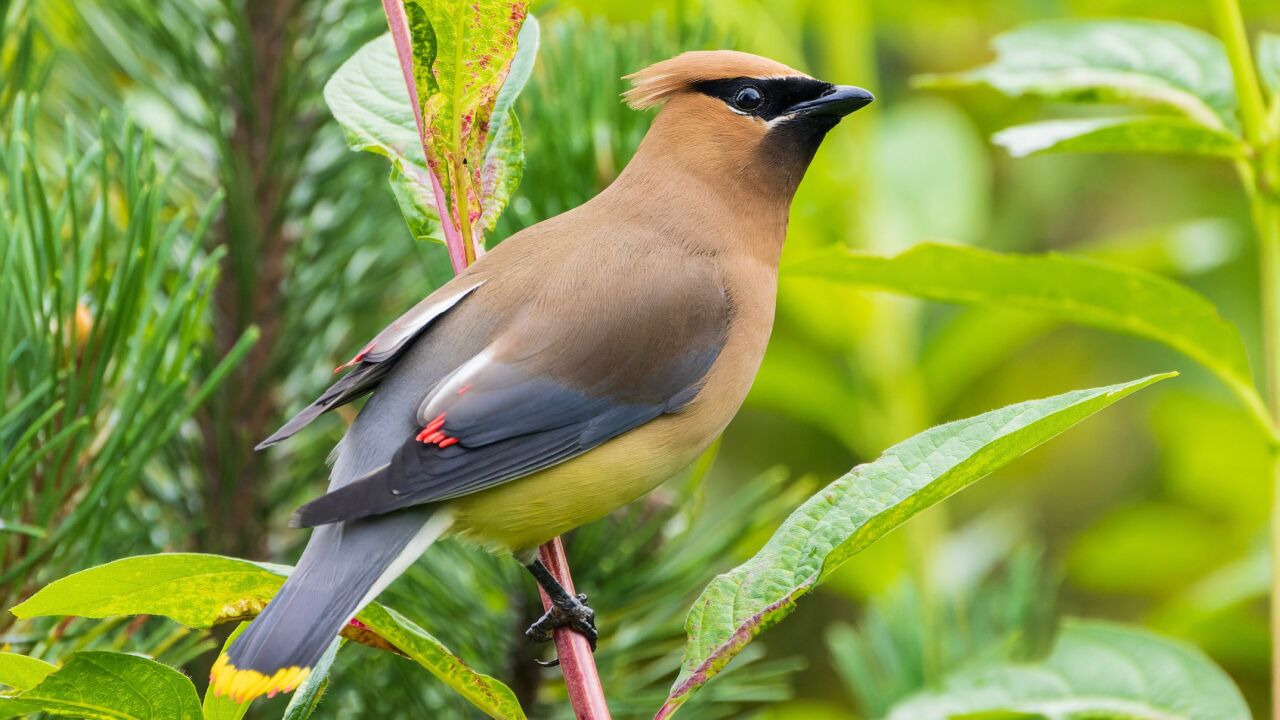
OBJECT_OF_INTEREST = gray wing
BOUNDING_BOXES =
[291,276,730,527]
[256,280,483,449]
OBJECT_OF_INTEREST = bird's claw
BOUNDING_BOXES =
[527,592,597,666]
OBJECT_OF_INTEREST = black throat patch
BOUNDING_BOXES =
[693,76,835,121]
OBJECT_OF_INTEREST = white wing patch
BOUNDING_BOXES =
[415,347,497,426]
[364,280,485,364]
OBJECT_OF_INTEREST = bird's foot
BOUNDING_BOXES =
[526,592,596,666]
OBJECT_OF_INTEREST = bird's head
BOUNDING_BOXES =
[621,50,873,198]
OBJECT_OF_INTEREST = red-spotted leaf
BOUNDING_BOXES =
[327,3,537,272]
[479,16,538,232]
[407,0,528,261]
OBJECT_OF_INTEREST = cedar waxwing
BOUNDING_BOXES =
[211,50,873,701]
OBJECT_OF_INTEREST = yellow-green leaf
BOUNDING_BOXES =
[10,554,288,628]
[479,15,538,232]
[0,653,56,692]
[281,638,342,720]
[325,32,449,257]
[12,554,525,720]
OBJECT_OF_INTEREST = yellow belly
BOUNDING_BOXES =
[444,411,709,555]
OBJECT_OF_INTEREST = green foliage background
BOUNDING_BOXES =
[3,0,1279,717]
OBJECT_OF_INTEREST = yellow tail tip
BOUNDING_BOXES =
[210,652,311,703]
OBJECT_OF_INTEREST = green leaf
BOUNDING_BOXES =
[202,624,252,720]
[0,653,56,691]
[357,604,525,720]
[388,162,444,244]
[11,554,525,720]
[5,651,202,719]
[787,243,1271,436]
[1259,33,1280,96]
[658,374,1172,717]
[325,33,426,183]
[994,117,1244,158]
[326,33,444,243]
[886,620,1249,720]
[281,639,342,720]
[0,699,40,720]
[10,553,289,628]
[919,20,1237,129]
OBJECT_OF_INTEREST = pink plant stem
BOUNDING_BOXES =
[381,0,468,274]
[537,537,611,719]
[381,3,609,715]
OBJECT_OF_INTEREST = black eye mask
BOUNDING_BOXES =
[693,76,836,121]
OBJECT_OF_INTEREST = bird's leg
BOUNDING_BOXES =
[524,559,597,662]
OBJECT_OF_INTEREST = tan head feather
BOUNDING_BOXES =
[623,50,809,110]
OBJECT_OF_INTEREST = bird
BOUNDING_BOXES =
[210,49,873,702]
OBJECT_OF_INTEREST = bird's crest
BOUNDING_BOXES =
[623,50,808,109]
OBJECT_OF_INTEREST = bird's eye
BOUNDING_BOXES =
[733,86,763,112]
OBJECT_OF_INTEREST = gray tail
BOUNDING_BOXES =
[210,508,450,701]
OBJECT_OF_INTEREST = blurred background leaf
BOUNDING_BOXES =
[885,620,1251,720]
[993,116,1246,158]
[916,19,1238,128]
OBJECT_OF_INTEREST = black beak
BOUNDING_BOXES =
[787,85,875,119]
